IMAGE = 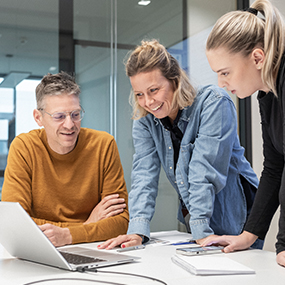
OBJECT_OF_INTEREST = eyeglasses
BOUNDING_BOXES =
[38,107,85,123]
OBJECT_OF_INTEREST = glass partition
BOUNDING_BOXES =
[0,0,59,198]
[73,0,237,232]
[0,0,240,233]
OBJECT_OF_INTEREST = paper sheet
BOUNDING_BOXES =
[149,230,197,246]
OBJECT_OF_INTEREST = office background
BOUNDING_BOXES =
[0,0,284,251]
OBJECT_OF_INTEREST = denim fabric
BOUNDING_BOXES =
[127,85,259,241]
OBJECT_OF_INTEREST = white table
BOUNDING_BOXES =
[1,240,285,285]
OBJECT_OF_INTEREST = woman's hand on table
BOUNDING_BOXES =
[200,231,258,253]
[277,251,285,267]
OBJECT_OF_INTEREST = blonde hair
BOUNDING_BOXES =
[125,39,196,119]
[206,0,285,95]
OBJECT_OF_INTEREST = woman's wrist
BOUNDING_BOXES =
[241,231,258,246]
[136,234,145,243]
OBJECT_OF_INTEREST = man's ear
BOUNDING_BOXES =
[33,109,43,127]
[251,48,265,70]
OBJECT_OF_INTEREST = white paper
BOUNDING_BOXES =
[149,230,195,246]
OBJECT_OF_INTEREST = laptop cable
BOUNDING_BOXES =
[82,267,168,285]
[23,277,124,285]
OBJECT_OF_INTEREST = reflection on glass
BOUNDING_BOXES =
[16,80,40,135]
[0,88,14,113]
[0,120,8,141]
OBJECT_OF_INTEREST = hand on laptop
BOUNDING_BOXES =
[39,224,72,247]
[84,194,126,225]
[97,234,143,250]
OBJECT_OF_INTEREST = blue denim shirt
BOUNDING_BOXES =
[127,85,259,240]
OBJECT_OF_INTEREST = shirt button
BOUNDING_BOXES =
[170,166,172,170]
[181,182,183,184]
[169,146,171,149]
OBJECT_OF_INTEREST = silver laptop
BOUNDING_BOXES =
[0,202,140,271]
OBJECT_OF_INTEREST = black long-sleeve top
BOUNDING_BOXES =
[244,53,285,254]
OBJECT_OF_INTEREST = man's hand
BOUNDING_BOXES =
[84,194,126,225]
[39,224,72,247]
[97,234,143,250]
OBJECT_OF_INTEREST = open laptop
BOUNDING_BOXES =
[0,201,140,271]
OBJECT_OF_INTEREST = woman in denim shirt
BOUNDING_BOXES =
[99,39,259,250]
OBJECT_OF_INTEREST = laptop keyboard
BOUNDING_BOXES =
[60,251,106,265]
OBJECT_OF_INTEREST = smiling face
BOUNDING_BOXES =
[206,47,269,98]
[33,93,81,154]
[130,68,178,122]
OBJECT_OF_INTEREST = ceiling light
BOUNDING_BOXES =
[138,1,151,6]
[0,72,31,88]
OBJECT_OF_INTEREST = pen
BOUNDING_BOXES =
[117,245,145,252]
[171,241,196,246]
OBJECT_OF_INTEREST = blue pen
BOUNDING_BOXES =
[171,241,196,246]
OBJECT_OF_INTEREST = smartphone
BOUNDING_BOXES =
[176,245,224,256]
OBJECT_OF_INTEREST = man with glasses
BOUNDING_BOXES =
[2,72,129,247]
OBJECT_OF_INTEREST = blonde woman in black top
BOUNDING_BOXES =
[202,0,285,267]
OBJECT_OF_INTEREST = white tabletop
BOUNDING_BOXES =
[1,240,285,285]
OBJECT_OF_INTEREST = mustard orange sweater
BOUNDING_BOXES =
[2,128,129,244]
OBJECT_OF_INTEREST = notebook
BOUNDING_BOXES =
[171,254,255,275]
[0,202,140,271]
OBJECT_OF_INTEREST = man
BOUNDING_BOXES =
[2,72,129,247]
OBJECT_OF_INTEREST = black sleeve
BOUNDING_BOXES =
[244,119,283,240]
[276,171,285,253]
[276,73,285,254]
